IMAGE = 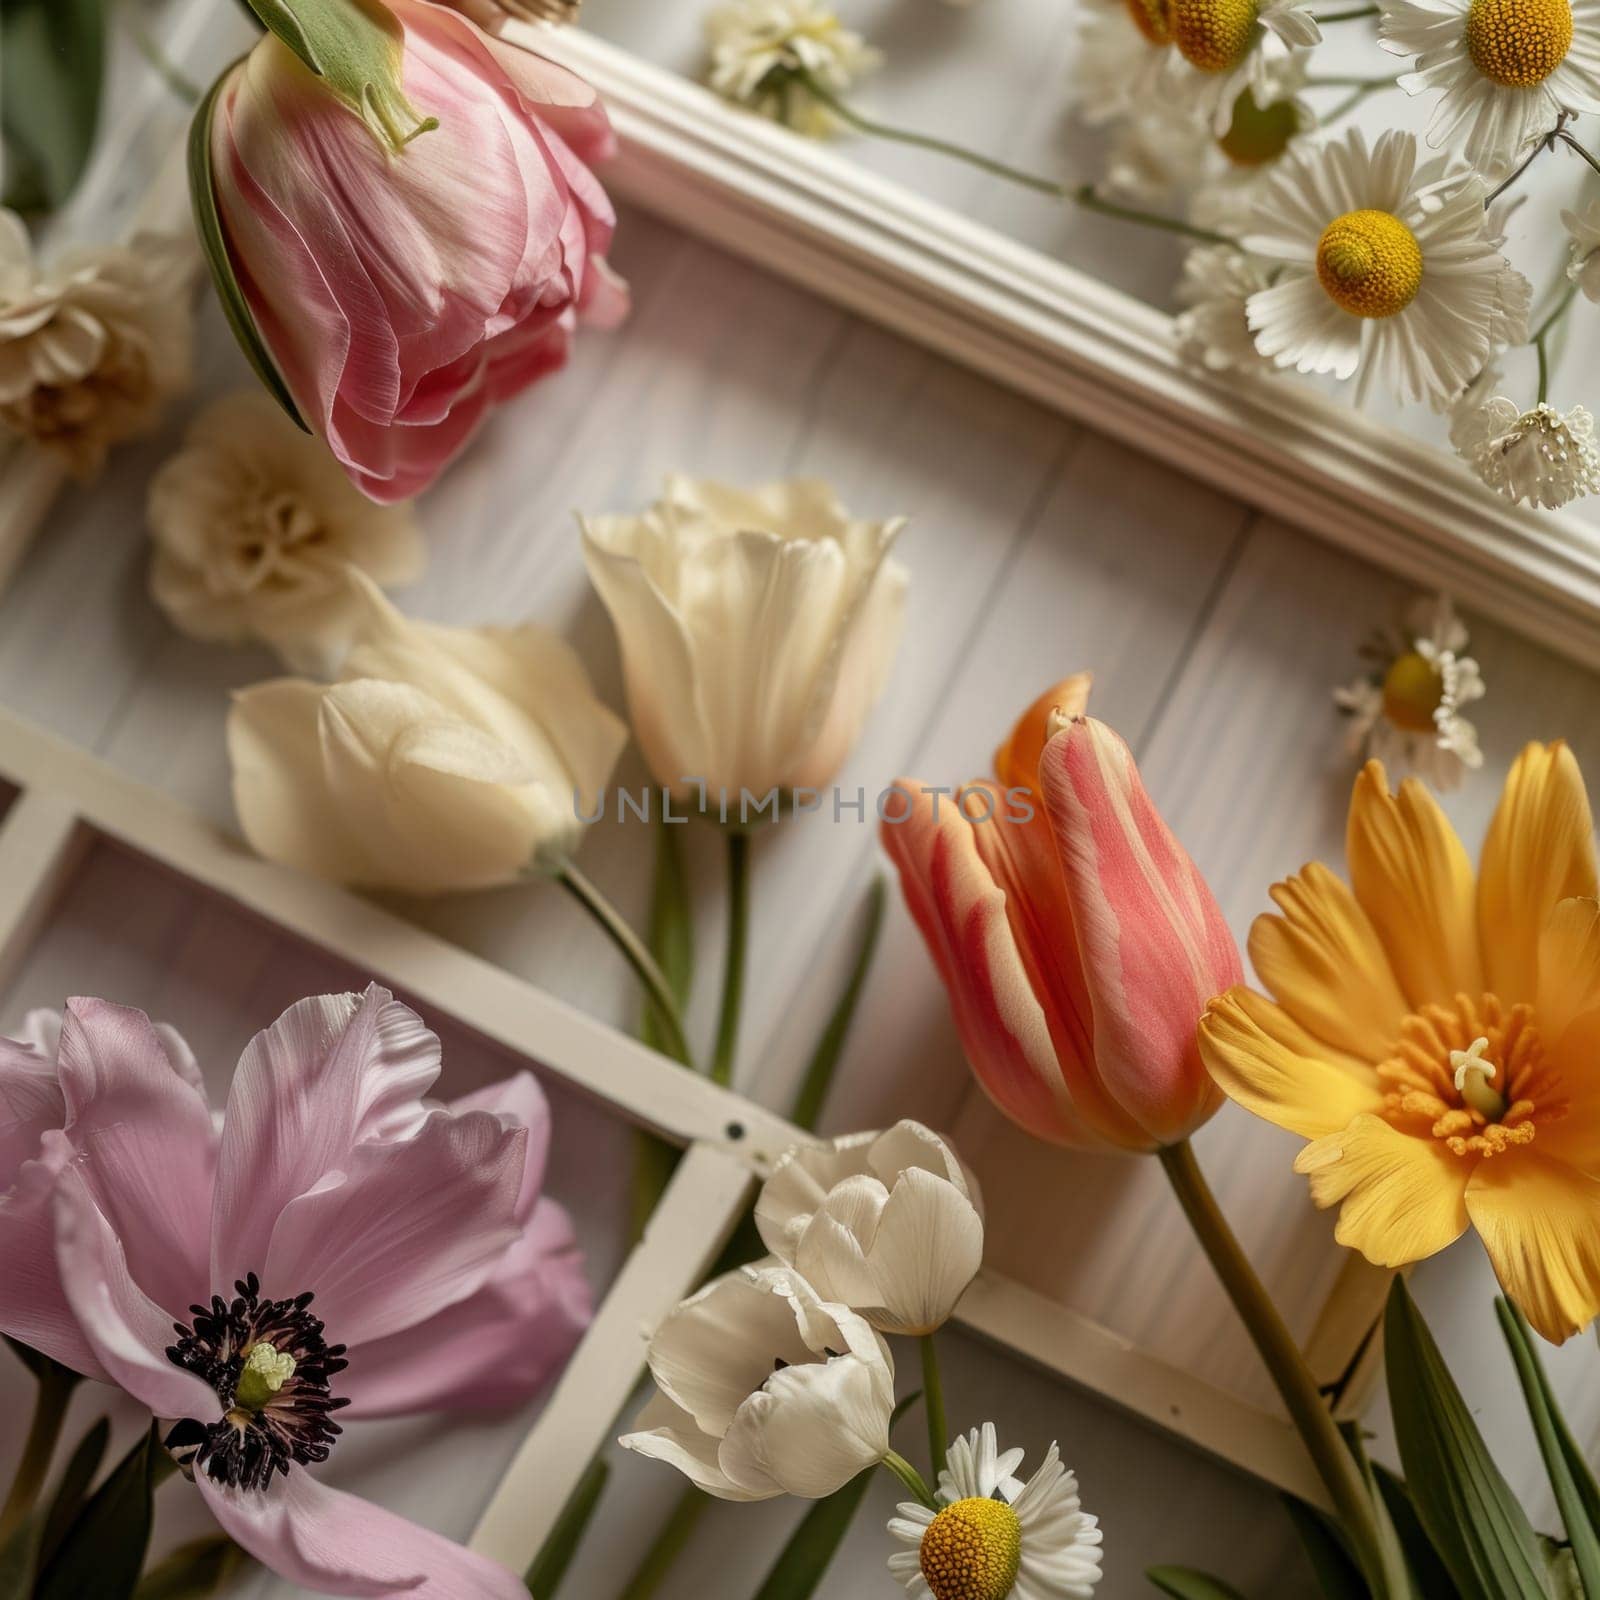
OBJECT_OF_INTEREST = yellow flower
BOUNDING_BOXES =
[1199,745,1600,1343]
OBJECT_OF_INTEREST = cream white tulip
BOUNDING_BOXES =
[618,1264,895,1500]
[755,1121,984,1336]
[228,573,626,893]
[580,475,908,803]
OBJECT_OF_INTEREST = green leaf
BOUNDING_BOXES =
[38,1416,110,1570]
[789,874,886,1133]
[0,0,104,213]
[1372,1466,1457,1600]
[0,1510,42,1600]
[523,1457,608,1600]
[36,1425,162,1600]
[1497,1297,1600,1598]
[187,71,308,432]
[1338,1420,1419,1600]
[1146,1568,1250,1599]
[1384,1280,1553,1600]
[239,0,437,151]
[1281,1496,1367,1599]
[133,1535,248,1599]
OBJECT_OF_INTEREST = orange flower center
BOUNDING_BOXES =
[1376,994,1564,1157]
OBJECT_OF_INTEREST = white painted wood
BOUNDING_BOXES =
[511,25,1600,675]
[471,1141,754,1573]
[0,785,86,990]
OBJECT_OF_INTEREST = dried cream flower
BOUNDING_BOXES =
[1562,199,1600,303]
[148,392,426,673]
[1454,396,1600,509]
[705,0,881,136]
[0,209,192,476]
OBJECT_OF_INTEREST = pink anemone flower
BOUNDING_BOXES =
[0,985,590,1597]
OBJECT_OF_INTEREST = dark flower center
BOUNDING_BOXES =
[164,1272,349,1491]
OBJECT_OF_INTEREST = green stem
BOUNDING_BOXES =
[1312,4,1378,18]
[555,861,696,1070]
[710,830,750,1088]
[1537,334,1551,405]
[920,1336,948,1481]
[1323,80,1391,123]
[1073,186,1238,246]
[120,2,202,104]
[1304,73,1394,86]
[1555,128,1600,180]
[798,71,1064,194]
[882,1449,938,1510]
[1157,1141,1398,1599]
[615,1485,709,1600]
[1533,282,1578,403]
[0,1362,79,1541]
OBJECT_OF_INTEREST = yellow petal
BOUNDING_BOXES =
[1479,743,1598,1007]
[1248,862,1409,1063]
[992,674,1092,792]
[1199,988,1384,1139]
[1537,897,1600,1048]
[1347,761,1481,1009]
[1466,1152,1600,1343]
[1293,1113,1469,1266]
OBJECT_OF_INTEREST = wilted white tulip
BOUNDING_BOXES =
[228,573,626,893]
[581,475,907,804]
[755,1121,984,1336]
[619,1264,895,1500]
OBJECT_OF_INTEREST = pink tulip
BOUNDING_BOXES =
[0,987,590,1597]
[207,0,628,502]
[883,705,1241,1150]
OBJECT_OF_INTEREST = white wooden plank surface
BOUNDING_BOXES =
[5,182,1600,1589]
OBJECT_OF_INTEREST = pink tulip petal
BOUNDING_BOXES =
[197,1468,528,1599]
[0,1140,109,1380]
[1040,718,1241,1144]
[0,1032,64,1178]
[212,987,441,1287]
[263,1109,524,1347]
[52,1163,217,1420]
[56,999,216,1315]
[339,1198,589,1419]
[881,786,1124,1148]
[448,1071,551,1222]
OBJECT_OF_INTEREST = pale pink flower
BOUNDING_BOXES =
[0,986,589,1597]
[207,0,628,502]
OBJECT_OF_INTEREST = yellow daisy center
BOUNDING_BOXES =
[1381,650,1444,732]
[1218,88,1300,164]
[1169,0,1260,71]
[1125,0,1173,44]
[919,1498,1024,1600]
[1315,210,1423,318]
[1377,994,1563,1157]
[1465,0,1573,87]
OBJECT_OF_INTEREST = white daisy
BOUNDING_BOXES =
[1189,69,1317,229]
[705,0,881,136]
[1105,101,1214,201]
[1454,395,1600,505]
[1175,246,1283,372]
[1379,0,1600,176]
[1334,594,1487,791]
[887,1424,1102,1600]
[1165,0,1322,134]
[1244,128,1532,403]
[1562,198,1600,299]
[1070,0,1179,125]
[1444,358,1503,435]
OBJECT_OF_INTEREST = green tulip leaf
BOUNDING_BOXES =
[1384,1280,1553,1600]
[0,1510,42,1600]
[1496,1298,1600,1598]
[36,1425,162,1600]
[0,0,105,214]
[1372,1465,1457,1600]
[1146,1568,1250,1599]
[523,1457,608,1600]
[238,0,437,151]
[38,1416,110,1570]
[187,70,309,432]
[1281,1495,1367,1599]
